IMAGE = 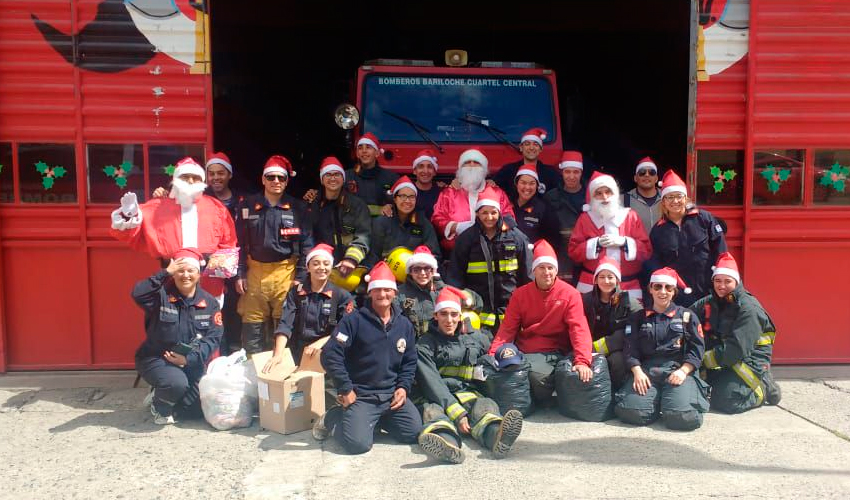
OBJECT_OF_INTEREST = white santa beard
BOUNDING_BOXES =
[170,178,207,209]
[458,166,486,192]
[591,198,623,222]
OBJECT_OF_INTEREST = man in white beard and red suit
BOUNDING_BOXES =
[110,157,238,303]
[431,149,515,256]
[568,171,651,302]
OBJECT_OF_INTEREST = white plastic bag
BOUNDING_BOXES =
[199,349,258,430]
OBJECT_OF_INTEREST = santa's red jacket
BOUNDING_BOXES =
[431,185,515,253]
[489,278,592,366]
[568,208,651,294]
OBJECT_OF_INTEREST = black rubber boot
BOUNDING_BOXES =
[241,322,265,355]
[419,431,465,464]
[490,409,523,458]
[762,368,782,405]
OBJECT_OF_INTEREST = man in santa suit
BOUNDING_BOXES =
[568,171,651,301]
[110,156,238,301]
[431,149,515,254]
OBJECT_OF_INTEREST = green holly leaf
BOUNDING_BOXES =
[119,161,133,174]
[821,174,834,186]
[163,164,176,176]
[760,166,774,180]
[54,166,67,178]
[115,177,128,188]
[724,169,736,181]
[713,180,725,193]
[103,165,117,177]
[767,180,780,193]
[42,176,55,189]
[840,166,850,177]
[709,165,721,178]
[0,163,4,173]
[35,161,50,174]
[835,180,846,193]
[778,169,791,181]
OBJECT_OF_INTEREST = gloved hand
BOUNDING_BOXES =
[599,234,626,247]
[120,192,140,217]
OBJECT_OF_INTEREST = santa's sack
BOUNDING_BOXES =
[553,353,613,422]
[480,355,534,417]
[199,349,258,430]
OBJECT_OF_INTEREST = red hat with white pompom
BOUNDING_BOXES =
[660,170,688,198]
[173,157,206,182]
[413,149,438,171]
[520,128,547,147]
[264,155,295,178]
[319,156,345,179]
[650,267,692,294]
[405,245,439,273]
[594,257,622,281]
[712,251,741,284]
[531,239,558,272]
[357,132,384,154]
[306,243,334,266]
[206,152,232,174]
[365,261,397,292]
[389,175,417,197]
[172,247,204,271]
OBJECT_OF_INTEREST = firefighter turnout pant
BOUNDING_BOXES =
[419,392,505,450]
[704,364,765,414]
[136,356,203,419]
[237,257,296,354]
[614,358,710,431]
[323,393,422,455]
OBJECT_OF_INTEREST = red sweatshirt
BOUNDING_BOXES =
[489,278,592,366]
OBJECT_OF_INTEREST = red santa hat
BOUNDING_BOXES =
[263,155,295,178]
[650,267,692,294]
[515,163,539,183]
[660,170,688,198]
[593,257,622,282]
[458,148,489,170]
[306,243,334,266]
[531,239,558,272]
[405,245,439,273]
[412,149,438,171]
[319,156,345,179]
[172,247,204,271]
[173,157,205,182]
[474,186,501,212]
[357,132,384,154]
[389,175,417,197]
[559,150,583,170]
[365,261,397,292]
[205,152,233,174]
[433,286,464,313]
[712,251,741,284]
[635,156,658,174]
[520,128,548,147]
[584,171,620,211]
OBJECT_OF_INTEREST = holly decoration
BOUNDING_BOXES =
[760,164,791,194]
[819,162,849,193]
[35,161,68,190]
[708,165,737,193]
[163,164,176,176]
[0,163,4,173]
[103,161,134,188]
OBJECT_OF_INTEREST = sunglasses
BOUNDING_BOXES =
[264,174,287,182]
[637,169,657,176]
[410,266,434,274]
[650,283,676,292]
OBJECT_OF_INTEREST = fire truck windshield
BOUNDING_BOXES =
[361,74,556,144]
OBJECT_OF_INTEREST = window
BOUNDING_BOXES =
[18,144,77,204]
[148,145,206,194]
[813,150,850,206]
[696,150,744,205]
[0,143,12,203]
[87,144,144,204]
[752,149,804,206]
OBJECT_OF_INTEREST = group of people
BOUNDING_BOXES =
[110,128,781,463]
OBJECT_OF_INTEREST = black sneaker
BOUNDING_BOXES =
[418,432,465,464]
[492,410,523,458]
[762,369,782,405]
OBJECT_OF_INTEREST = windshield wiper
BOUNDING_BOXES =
[457,114,519,153]
[383,111,444,153]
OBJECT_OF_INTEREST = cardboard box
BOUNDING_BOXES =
[251,349,325,435]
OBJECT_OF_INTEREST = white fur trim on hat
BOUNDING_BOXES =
[367,279,397,292]
[434,299,461,313]
[181,257,201,271]
[594,263,621,281]
[392,180,417,196]
[405,253,439,272]
[520,134,544,146]
[458,150,488,170]
[515,167,539,181]
[650,274,677,286]
[636,161,657,173]
[320,163,345,178]
[263,165,288,177]
[559,160,583,170]
[413,155,438,171]
[588,174,618,197]
[661,185,688,198]
[357,137,382,153]
[206,158,232,174]
[712,266,741,283]
[174,161,205,182]
[532,256,558,271]
[306,248,334,266]
[474,198,501,212]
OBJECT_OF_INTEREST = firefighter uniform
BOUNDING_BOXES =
[493,160,561,199]
[344,163,400,217]
[691,282,777,414]
[363,209,442,269]
[543,186,584,282]
[649,207,727,306]
[134,269,223,419]
[581,289,643,389]
[397,276,483,338]
[273,280,354,364]
[320,301,421,454]
[512,194,558,245]
[446,217,533,333]
[307,191,371,268]
[615,304,709,430]
[416,321,521,460]
[235,193,313,354]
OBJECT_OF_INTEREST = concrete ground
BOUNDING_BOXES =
[1,367,849,500]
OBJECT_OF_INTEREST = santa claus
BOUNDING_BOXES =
[110,156,237,300]
[568,171,651,301]
[431,149,515,253]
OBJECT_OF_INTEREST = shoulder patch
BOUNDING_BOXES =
[335,332,349,343]
[213,311,223,326]
[683,311,691,323]
[715,223,723,233]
